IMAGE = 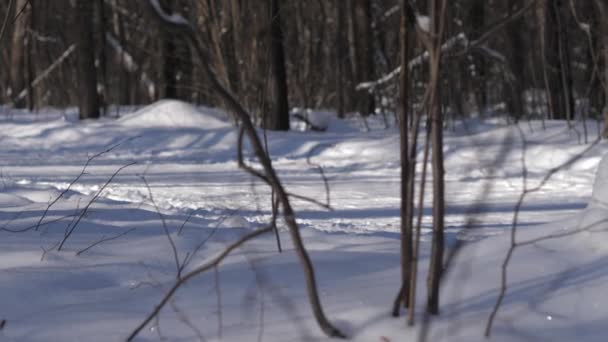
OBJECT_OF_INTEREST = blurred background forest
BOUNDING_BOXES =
[0,0,607,132]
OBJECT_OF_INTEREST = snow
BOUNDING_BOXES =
[0,102,607,341]
[590,154,608,208]
[118,100,229,129]
[149,0,190,26]
[417,15,430,32]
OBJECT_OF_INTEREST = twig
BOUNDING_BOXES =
[35,137,137,231]
[177,209,197,235]
[1,213,76,233]
[179,208,242,272]
[40,240,60,262]
[57,162,136,251]
[214,266,223,339]
[126,225,273,341]
[169,299,206,342]
[485,126,600,337]
[0,0,15,44]
[76,228,136,256]
[141,176,181,278]
[270,191,282,253]
[306,143,333,209]
[64,198,82,237]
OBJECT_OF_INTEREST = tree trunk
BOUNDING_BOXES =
[266,0,290,131]
[544,0,573,121]
[335,0,345,118]
[505,0,525,120]
[96,0,107,114]
[427,0,445,316]
[595,0,608,137]
[160,0,177,99]
[10,0,28,108]
[468,0,486,113]
[353,0,375,116]
[75,0,100,119]
[397,0,413,312]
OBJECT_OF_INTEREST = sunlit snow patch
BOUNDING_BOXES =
[590,153,608,208]
[118,99,229,129]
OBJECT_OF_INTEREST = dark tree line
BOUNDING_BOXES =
[0,0,607,131]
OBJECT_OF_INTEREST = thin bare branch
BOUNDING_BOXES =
[36,137,138,231]
[126,225,273,341]
[177,209,197,235]
[485,126,601,337]
[57,162,136,251]
[141,176,181,278]
[76,228,136,256]
[0,0,15,44]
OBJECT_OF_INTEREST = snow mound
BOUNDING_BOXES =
[590,153,608,208]
[118,100,229,129]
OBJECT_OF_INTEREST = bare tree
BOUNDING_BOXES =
[426,0,447,315]
[266,0,290,130]
[395,0,414,313]
[9,0,28,108]
[74,0,100,119]
[335,0,346,118]
[140,1,345,338]
[505,0,525,121]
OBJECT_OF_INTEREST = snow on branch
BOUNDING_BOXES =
[106,33,154,97]
[356,32,468,92]
[149,0,190,26]
[16,44,76,102]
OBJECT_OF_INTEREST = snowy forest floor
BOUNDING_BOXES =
[0,101,607,341]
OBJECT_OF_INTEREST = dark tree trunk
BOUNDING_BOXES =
[266,0,290,131]
[353,0,375,116]
[427,0,445,316]
[398,0,413,311]
[96,0,107,114]
[505,0,525,120]
[75,0,100,119]
[335,0,345,118]
[10,0,28,108]
[160,0,177,99]
[468,0,486,112]
[545,0,574,121]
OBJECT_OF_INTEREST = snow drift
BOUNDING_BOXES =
[118,100,229,129]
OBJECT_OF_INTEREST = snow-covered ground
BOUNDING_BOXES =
[0,100,606,341]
